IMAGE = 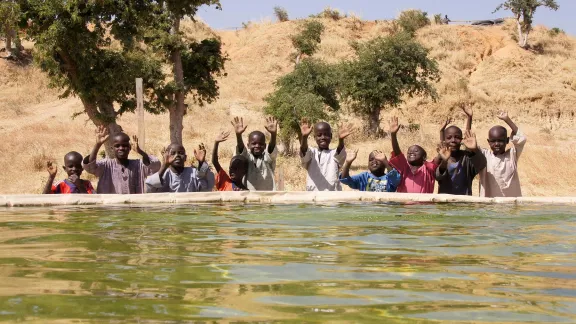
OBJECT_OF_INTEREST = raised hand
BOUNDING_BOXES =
[161,145,176,166]
[441,117,453,130]
[132,135,140,152]
[373,150,388,163]
[68,174,81,185]
[264,116,278,134]
[194,143,207,163]
[460,103,473,117]
[338,122,355,140]
[346,148,359,163]
[462,130,478,150]
[437,142,451,161]
[300,118,312,137]
[231,117,248,135]
[215,131,230,143]
[95,125,109,144]
[46,161,57,177]
[497,111,509,121]
[389,117,401,134]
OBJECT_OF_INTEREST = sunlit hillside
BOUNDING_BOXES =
[1,16,575,195]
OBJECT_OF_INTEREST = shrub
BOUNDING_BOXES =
[549,27,564,37]
[397,9,430,37]
[291,20,325,61]
[320,7,343,20]
[434,14,442,25]
[274,6,289,22]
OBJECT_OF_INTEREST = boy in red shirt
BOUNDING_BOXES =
[212,131,249,191]
[43,151,95,194]
[388,117,447,194]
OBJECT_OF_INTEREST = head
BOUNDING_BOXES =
[63,151,84,177]
[407,145,427,166]
[112,132,131,160]
[444,126,463,153]
[248,131,267,157]
[488,126,509,155]
[368,151,387,176]
[314,122,333,150]
[167,143,187,168]
[229,155,249,183]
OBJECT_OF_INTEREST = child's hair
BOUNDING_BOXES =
[230,155,249,168]
[489,125,508,136]
[248,131,266,140]
[113,132,131,142]
[445,125,463,135]
[64,151,83,163]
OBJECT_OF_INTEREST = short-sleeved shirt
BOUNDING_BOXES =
[238,146,277,191]
[389,153,438,194]
[51,179,95,194]
[83,156,161,194]
[215,169,247,191]
[436,151,487,196]
[145,163,214,193]
[301,147,346,191]
[339,169,401,192]
[479,130,527,197]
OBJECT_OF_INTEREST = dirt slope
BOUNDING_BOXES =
[1,17,575,195]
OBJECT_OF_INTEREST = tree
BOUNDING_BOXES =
[273,6,289,22]
[340,33,440,136]
[397,9,430,37]
[494,0,559,48]
[291,20,324,65]
[264,58,340,154]
[0,0,23,56]
[142,1,227,144]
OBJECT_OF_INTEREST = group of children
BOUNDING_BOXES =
[44,108,527,198]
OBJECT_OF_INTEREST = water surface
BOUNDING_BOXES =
[0,203,574,323]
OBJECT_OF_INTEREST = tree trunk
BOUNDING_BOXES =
[170,17,186,145]
[515,18,529,49]
[5,30,12,53]
[295,53,302,65]
[368,108,381,135]
[83,98,121,157]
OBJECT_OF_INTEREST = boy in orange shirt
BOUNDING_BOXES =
[212,131,249,191]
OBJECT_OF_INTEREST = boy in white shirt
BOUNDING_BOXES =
[300,119,354,191]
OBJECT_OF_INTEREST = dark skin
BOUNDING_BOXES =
[159,143,206,183]
[43,152,88,194]
[231,116,277,158]
[488,112,519,155]
[341,149,391,179]
[440,104,473,142]
[212,131,248,188]
[85,125,151,167]
[299,119,354,156]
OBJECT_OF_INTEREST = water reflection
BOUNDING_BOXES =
[0,203,574,322]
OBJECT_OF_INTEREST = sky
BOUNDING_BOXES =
[196,0,575,35]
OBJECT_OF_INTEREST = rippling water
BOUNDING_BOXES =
[0,203,574,323]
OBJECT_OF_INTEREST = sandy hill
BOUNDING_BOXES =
[1,17,575,195]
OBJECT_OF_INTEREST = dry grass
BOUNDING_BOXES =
[1,18,576,196]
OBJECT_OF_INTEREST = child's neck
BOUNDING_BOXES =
[371,169,386,177]
[116,157,130,167]
[170,165,185,174]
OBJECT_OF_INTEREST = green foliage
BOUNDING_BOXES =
[434,14,442,25]
[494,0,559,47]
[549,27,564,37]
[291,20,325,57]
[264,58,340,141]
[339,33,440,133]
[397,10,430,37]
[274,6,289,22]
[0,0,20,37]
[319,7,343,20]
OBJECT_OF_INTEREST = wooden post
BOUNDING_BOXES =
[277,167,285,191]
[136,78,145,150]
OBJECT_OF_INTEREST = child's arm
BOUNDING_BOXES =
[156,146,176,184]
[461,104,473,132]
[85,125,109,164]
[440,117,452,142]
[231,117,247,154]
[462,130,487,171]
[194,144,214,192]
[132,135,151,166]
[264,116,278,154]
[389,117,402,156]
[340,148,358,179]
[42,161,58,194]
[299,119,312,156]
[435,143,451,170]
[337,123,355,154]
[497,111,518,137]
[212,131,230,173]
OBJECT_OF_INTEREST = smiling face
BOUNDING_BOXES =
[62,152,84,177]
[314,122,332,150]
[248,132,266,157]
[488,126,509,155]
[445,126,463,152]
[168,144,187,168]
[368,152,386,176]
[407,145,426,166]
[112,133,131,160]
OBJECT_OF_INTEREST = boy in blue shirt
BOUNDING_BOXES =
[339,149,401,192]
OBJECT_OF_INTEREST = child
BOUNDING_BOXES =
[145,143,214,193]
[388,117,443,194]
[436,106,487,195]
[339,149,401,192]
[212,131,249,191]
[83,125,161,194]
[478,112,527,197]
[232,116,278,191]
[300,119,353,191]
[43,152,95,194]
